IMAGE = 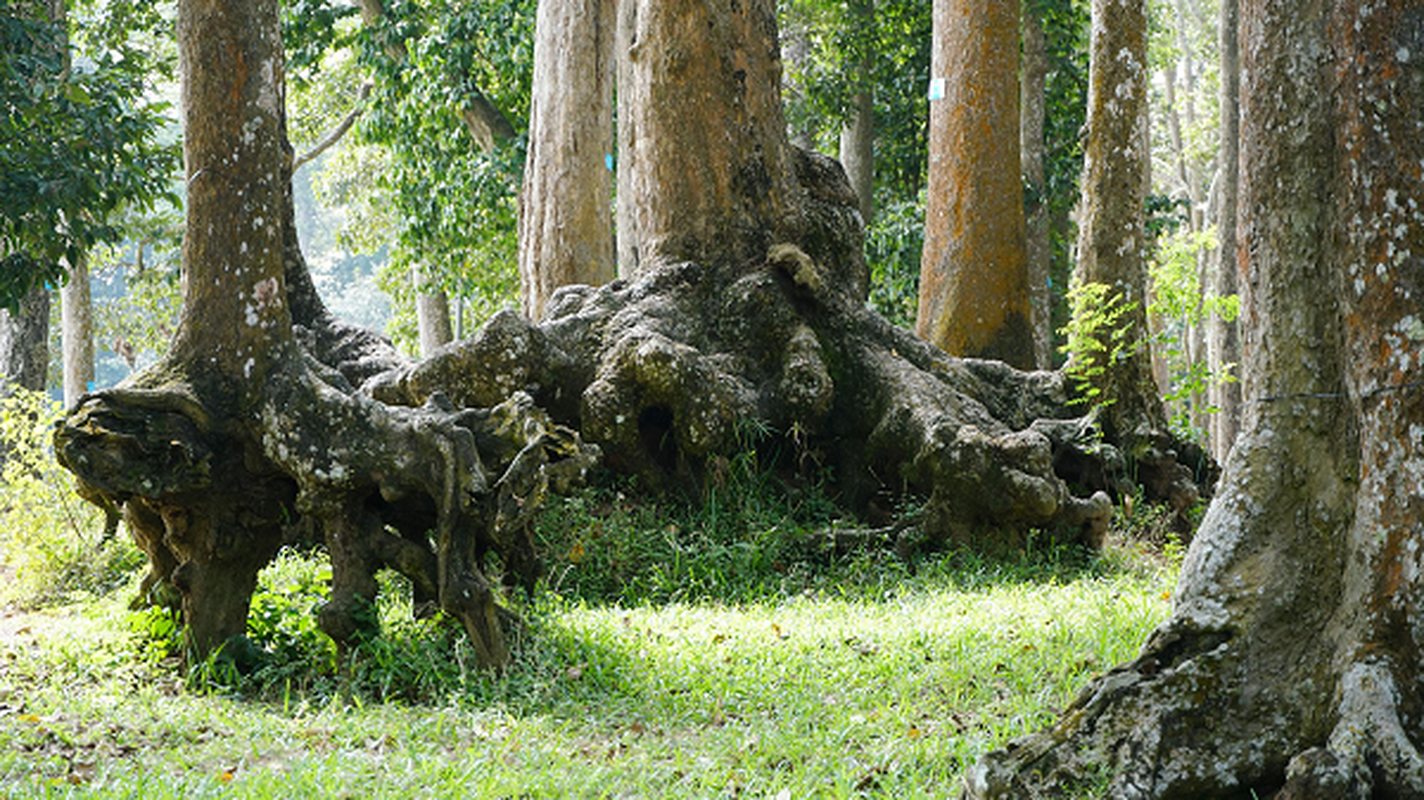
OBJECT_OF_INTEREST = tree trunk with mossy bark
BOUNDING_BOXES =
[54,0,597,669]
[57,0,1209,674]
[963,0,1424,794]
[1070,0,1201,517]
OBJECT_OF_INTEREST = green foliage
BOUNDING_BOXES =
[0,389,143,607]
[1059,282,1139,409]
[1147,224,1239,441]
[780,0,929,199]
[89,209,184,373]
[864,192,923,328]
[285,0,530,343]
[0,7,180,310]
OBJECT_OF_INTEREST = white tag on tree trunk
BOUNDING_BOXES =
[928,77,946,101]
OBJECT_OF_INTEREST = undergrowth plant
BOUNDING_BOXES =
[1059,281,1138,410]
[535,436,845,607]
[0,388,142,607]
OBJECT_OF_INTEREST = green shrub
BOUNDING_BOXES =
[0,388,143,607]
[1058,282,1138,410]
[864,194,924,328]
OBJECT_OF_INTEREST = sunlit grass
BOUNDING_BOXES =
[0,535,1174,798]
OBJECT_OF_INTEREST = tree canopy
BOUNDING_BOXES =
[0,1,178,311]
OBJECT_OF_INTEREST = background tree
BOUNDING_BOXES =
[283,0,533,354]
[0,288,49,394]
[835,0,876,226]
[1070,0,1161,434]
[915,0,1034,369]
[0,0,177,307]
[1,0,178,397]
[966,0,1424,792]
[1207,0,1241,462]
[516,0,615,321]
[1021,0,1051,367]
[60,253,93,406]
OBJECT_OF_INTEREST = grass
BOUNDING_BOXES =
[0,534,1176,798]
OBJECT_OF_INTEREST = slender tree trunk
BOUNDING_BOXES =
[1021,1,1051,369]
[782,20,816,151]
[61,254,94,407]
[412,265,453,357]
[839,87,875,227]
[1208,0,1241,462]
[0,285,50,394]
[1071,0,1165,440]
[916,0,1034,369]
[837,0,875,228]
[517,0,616,321]
[965,0,1424,793]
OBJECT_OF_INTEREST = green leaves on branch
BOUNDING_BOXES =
[286,0,533,344]
[1060,282,1139,410]
[1147,224,1239,440]
[0,10,179,311]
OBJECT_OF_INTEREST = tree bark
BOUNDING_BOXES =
[412,265,453,357]
[963,0,1424,793]
[916,0,1034,369]
[838,87,875,228]
[1021,1,1051,369]
[61,254,94,407]
[1071,0,1173,449]
[1207,0,1241,462]
[0,284,49,394]
[517,0,616,322]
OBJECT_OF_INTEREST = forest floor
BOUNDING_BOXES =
[0,505,1180,800]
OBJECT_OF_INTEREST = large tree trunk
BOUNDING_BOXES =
[964,0,1424,794]
[916,0,1034,369]
[1207,0,1241,463]
[61,254,94,407]
[0,285,50,394]
[1020,0,1051,369]
[56,0,593,669]
[517,0,616,321]
[380,0,1126,551]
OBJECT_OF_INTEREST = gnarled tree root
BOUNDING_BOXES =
[56,348,598,671]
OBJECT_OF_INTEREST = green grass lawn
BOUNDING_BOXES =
[0,536,1175,799]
